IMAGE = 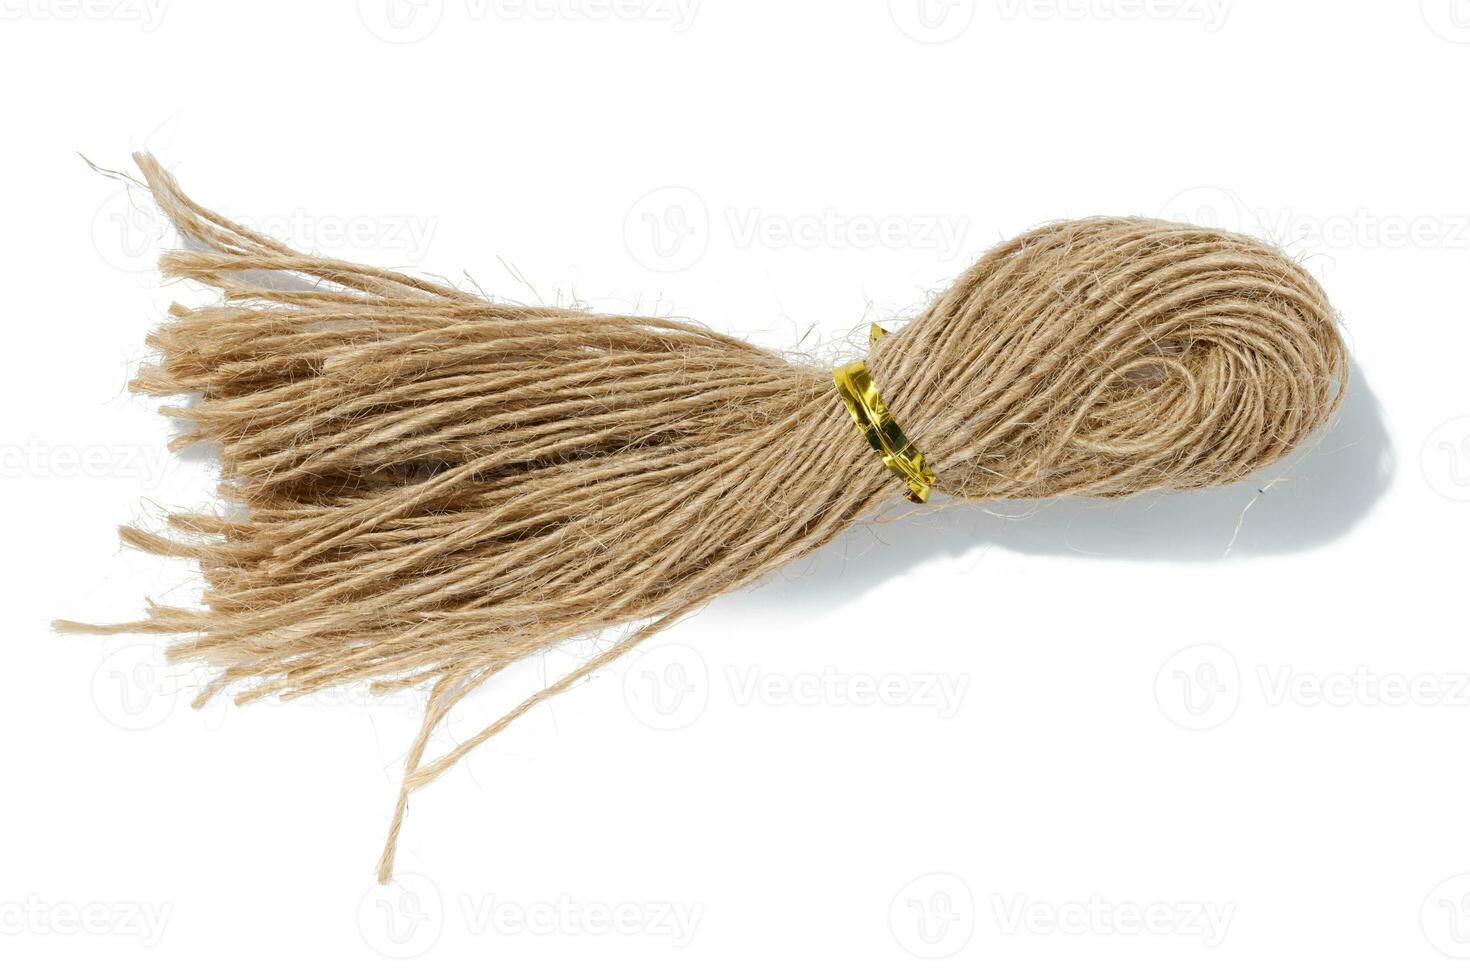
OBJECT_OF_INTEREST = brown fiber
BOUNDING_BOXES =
[58,154,1348,881]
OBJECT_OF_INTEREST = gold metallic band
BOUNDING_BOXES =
[832,325,936,504]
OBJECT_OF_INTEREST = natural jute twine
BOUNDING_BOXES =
[58,154,1348,881]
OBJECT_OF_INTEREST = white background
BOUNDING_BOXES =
[2,0,1465,975]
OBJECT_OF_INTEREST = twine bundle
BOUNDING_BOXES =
[61,155,1348,881]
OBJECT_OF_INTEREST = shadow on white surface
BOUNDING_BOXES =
[735,359,1392,613]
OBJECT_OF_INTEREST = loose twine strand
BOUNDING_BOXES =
[57,154,1348,882]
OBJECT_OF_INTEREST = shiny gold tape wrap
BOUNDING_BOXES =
[832,325,936,504]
